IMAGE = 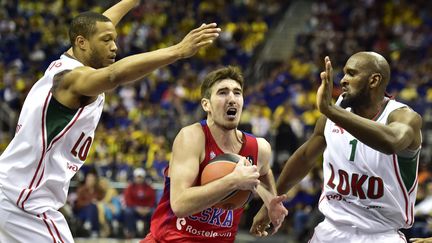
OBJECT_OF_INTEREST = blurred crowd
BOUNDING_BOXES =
[1,0,432,241]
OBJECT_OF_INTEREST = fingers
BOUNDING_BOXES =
[325,56,333,83]
[250,223,270,237]
[274,194,288,204]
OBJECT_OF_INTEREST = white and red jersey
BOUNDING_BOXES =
[319,96,421,233]
[0,54,104,215]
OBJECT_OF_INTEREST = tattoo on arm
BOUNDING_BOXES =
[51,70,72,94]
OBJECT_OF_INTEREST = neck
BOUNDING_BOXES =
[69,48,88,66]
[352,94,386,119]
[207,120,243,153]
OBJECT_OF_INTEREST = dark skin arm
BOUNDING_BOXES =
[317,56,422,154]
[250,115,327,236]
[55,23,220,109]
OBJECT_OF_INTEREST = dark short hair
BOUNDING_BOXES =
[69,11,111,47]
[200,66,244,99]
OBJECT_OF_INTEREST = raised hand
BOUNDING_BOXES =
[317,56,334,114]
[175,23,221,59]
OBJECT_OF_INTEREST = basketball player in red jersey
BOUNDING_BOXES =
[141,66,288,242]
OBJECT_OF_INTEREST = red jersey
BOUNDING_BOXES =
[149,120,258,242]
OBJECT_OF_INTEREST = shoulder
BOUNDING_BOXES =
[173,123,205,149]
[62,66,95,82]
[177,123,204,138]
[256,137,271,153]
[388,106,422,129]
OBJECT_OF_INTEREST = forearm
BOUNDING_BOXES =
[109,45,181,85]
[171,174,238,218]
[276,138,324,194]
[325,106,412,154]
[255,170,277,207]
[103,0,138,26]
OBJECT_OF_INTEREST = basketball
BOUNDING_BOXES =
[201,153,253,210]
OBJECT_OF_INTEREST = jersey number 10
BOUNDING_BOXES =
[71,132,93,161]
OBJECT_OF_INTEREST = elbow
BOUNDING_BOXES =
[171,202,189,218]
[377,138,400,155]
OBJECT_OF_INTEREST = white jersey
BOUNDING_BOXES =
[319,96,420,233]
[0,54,104,215]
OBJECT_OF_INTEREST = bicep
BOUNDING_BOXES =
[256,138,271,176]
[169,127,204,201]
[68,66,118,97]
[387,108,422,151]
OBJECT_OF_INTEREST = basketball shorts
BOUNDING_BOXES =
[0,187,74,243]
[309,218,407,243]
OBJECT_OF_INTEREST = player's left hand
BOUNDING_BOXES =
[317,56,334,115]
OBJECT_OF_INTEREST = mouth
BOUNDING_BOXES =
[108,55,116,63]
[341,87,348,97]
[226,107,238,120]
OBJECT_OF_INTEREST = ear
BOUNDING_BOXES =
[75,35,88,50]
[201,98,210,112]
[369,73,382,89]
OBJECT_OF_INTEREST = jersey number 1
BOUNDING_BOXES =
[71,132,93,161]
[349,139,358,161]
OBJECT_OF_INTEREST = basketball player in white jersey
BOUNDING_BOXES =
[251,52,423,242]
[0,0,220,242]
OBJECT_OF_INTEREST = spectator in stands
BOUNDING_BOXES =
[73,169,104,237]
[123,167,156,238]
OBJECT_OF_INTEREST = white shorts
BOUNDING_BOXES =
[309,219,407,243]
[0,187,74,243]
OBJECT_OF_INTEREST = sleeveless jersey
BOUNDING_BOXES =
[149,120,259,242]
[0,54,105,215]
[319,96,420,233]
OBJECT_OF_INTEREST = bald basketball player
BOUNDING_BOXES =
[252,52,423,242]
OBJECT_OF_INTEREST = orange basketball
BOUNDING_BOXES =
[201,153,253,210]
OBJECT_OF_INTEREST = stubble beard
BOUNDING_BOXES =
[340,84,370,109]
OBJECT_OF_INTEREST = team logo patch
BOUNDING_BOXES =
[210,151,216,160]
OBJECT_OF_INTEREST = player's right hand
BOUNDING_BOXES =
[175,23,221,59]
[231,157,260,191]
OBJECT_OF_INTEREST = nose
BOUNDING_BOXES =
[340,75,348,86]
[227,91,236,104]
[111,41,118,52]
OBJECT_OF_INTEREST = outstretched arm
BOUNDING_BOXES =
[317,56,422,154]
[251,116,327,237]
[251,138,289,236]
[57,23,220,108]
